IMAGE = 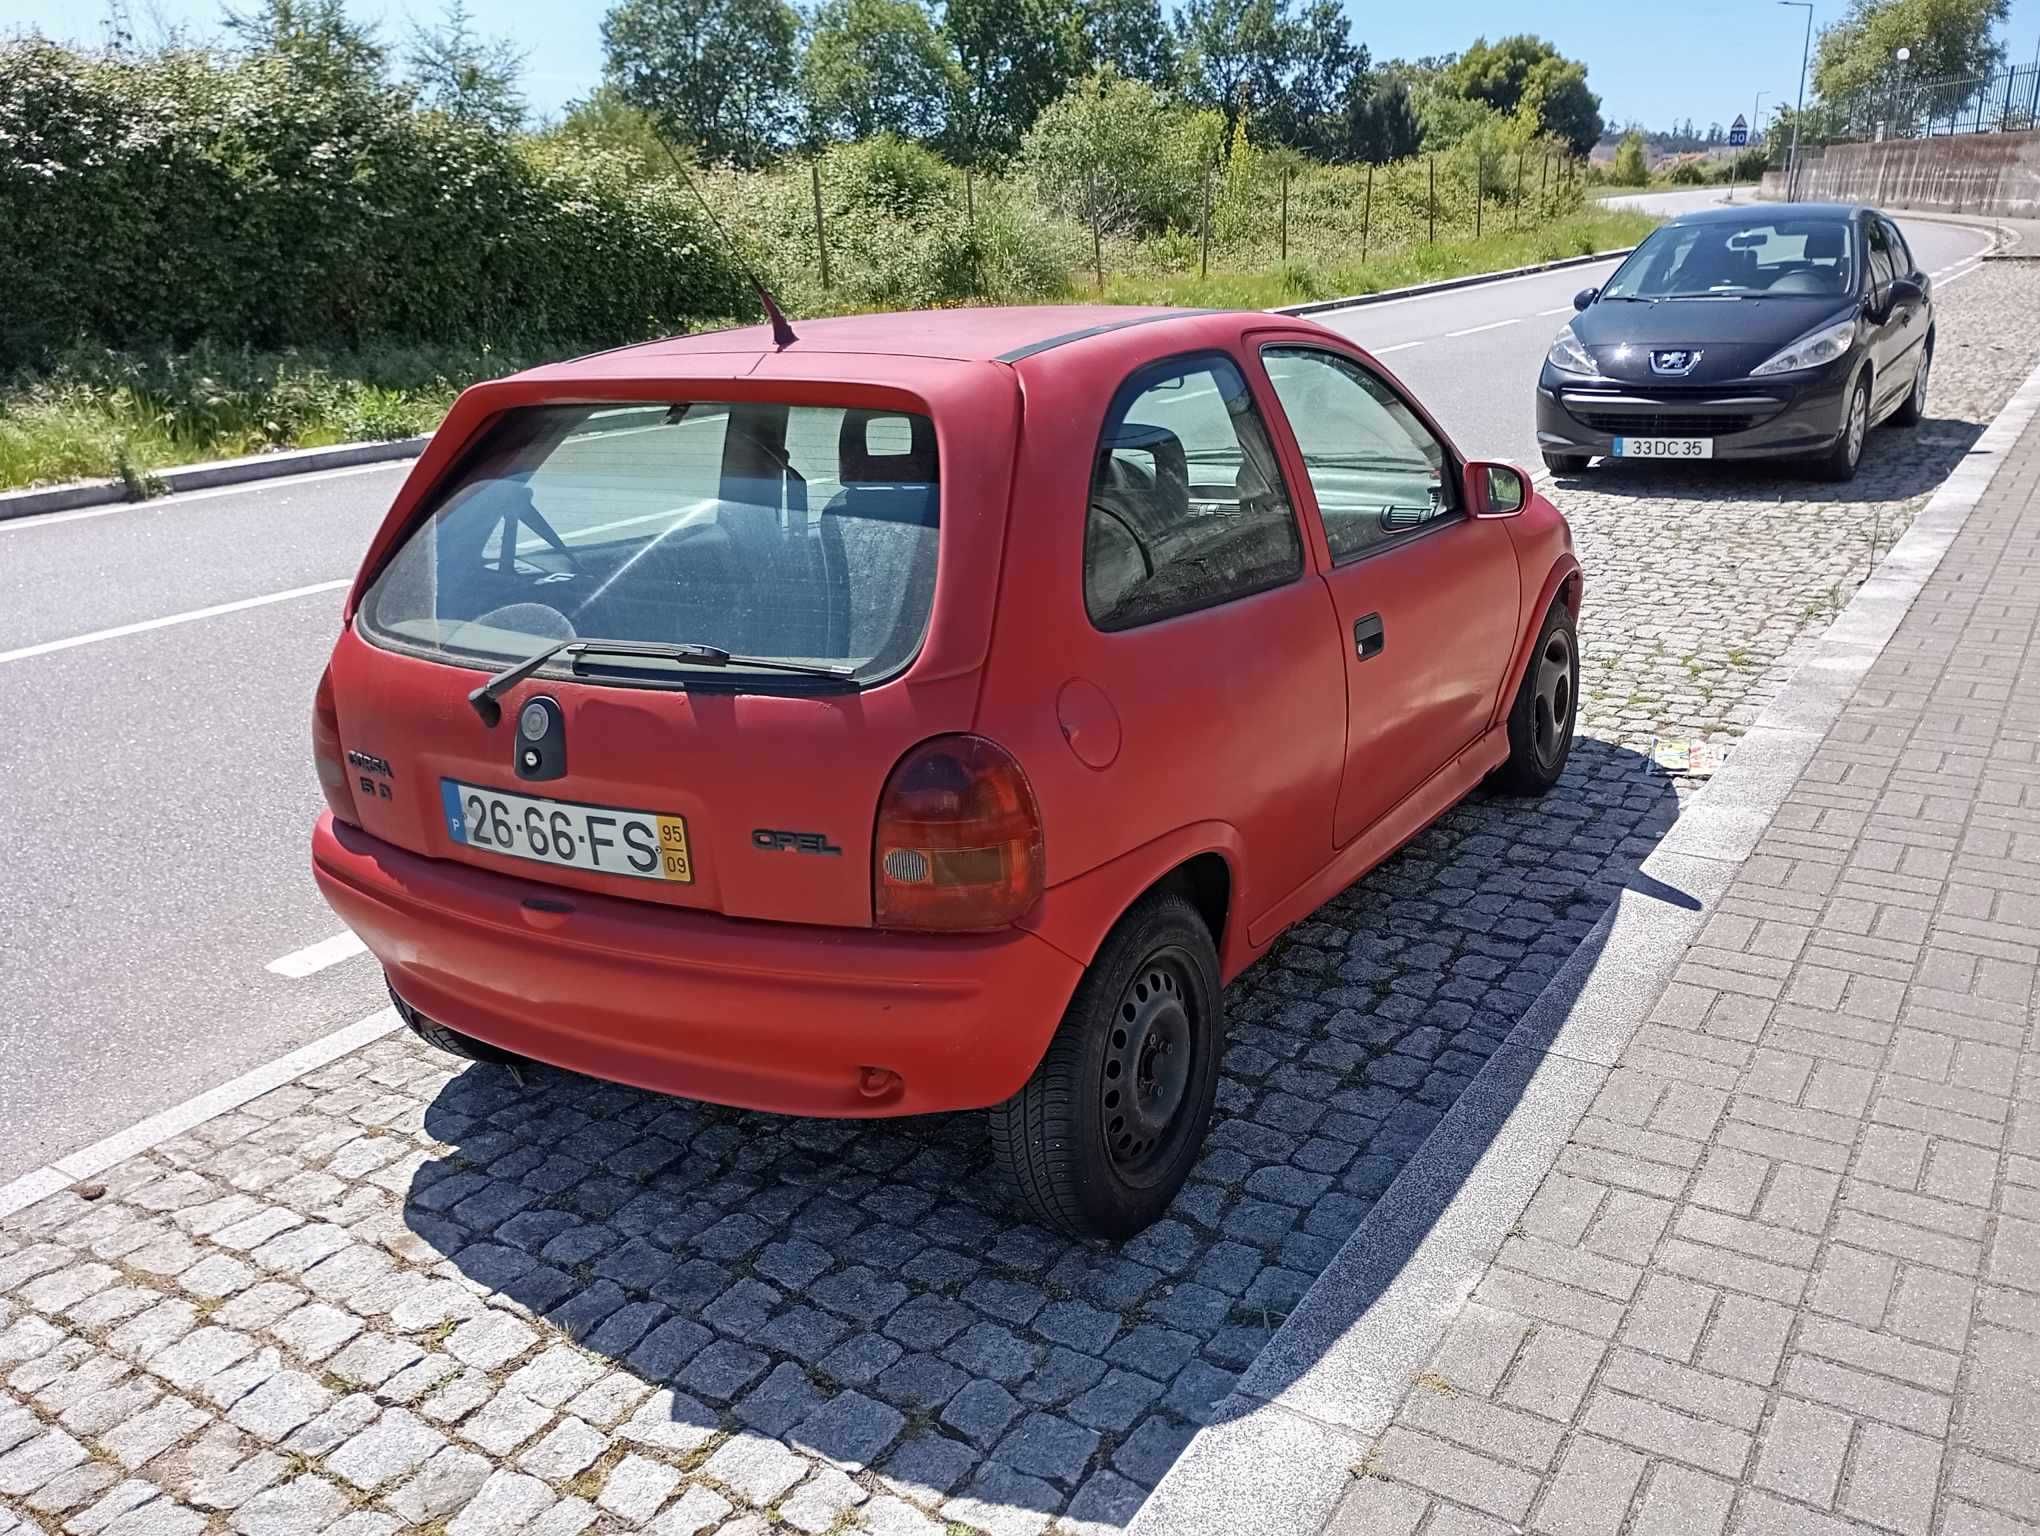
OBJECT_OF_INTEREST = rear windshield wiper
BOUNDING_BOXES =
[468,639,854,724]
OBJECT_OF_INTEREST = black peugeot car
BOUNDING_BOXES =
[1536,202,1933,481]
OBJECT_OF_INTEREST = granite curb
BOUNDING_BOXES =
[1129,348,2040,1536]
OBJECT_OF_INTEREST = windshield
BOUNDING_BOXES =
[360,401,940,684]
[1600,218,1856,300]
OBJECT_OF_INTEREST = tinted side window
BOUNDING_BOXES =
[1085,355,1302,631]
[1864,218,1896,293]
[1880,218,1914,277]
[1262,347,1454,563]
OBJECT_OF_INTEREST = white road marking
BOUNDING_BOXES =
[1448,319,1519,337]
[0,1006,406,1221]
[268,931,368,979]
[0,460,407,534]
[1374,341,1426,354]
[1539,306,1575,316]
[0,579,349,666]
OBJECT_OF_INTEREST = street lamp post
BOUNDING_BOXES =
[1727,89,1767,202]
[1891,46,1911,138]
[1779,1,1814,198]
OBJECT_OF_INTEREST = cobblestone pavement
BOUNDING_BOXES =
[1318,314,2040,1536]
[4,264,2040,1536]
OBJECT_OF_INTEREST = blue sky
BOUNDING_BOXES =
[12,0,2040,136]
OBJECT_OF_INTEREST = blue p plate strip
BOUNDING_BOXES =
[441,780,468,844]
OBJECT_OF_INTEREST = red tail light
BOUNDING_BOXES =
[875,735,1043,932]
[312,666,357,826]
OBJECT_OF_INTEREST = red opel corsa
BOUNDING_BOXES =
[312,306,1582,1239]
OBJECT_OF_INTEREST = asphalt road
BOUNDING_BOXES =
[0,191,1993,1184]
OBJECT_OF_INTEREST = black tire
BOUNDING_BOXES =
[1542,451,1591,476]
[1491,600,1579,795]
[1815,372,1871,482]
[387,978,525,1067]
[1891,338,1931,427]
[990,891,1222,1240]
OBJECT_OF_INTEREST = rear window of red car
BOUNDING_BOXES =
[360,402,939,685]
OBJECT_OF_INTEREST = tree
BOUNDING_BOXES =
[407,0,526,131]
[1341,73,1422,163]
[601,0,801,167]
[1253,0,1364,157]
[1082,0,1177,86]
[1444,34,1603,154]
[1610,129,1649,185]
[1812,0,2008,100]
[803,0,955,142]
[1173,0,1288,133]
[221,0,387,84]
[941,0,1086,163]
[550,83,674,176]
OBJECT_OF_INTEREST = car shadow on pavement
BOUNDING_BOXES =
[401,736,1683,1531]
[1547,416,1985,504]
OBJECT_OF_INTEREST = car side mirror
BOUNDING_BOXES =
[1466,461,1527,518]
[1887,276,1923,309]
[1573,287,1598,311]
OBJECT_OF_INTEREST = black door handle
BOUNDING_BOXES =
[1354,613,1385,659]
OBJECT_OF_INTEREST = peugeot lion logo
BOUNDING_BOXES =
[1650,349,1702,376]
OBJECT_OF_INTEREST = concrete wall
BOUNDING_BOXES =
[1772,131,2040,216]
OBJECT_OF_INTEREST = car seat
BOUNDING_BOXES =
[819,411,940,669]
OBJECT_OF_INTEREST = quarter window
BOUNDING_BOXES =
[1084,355,1302,630]
[1261,347,1454,563]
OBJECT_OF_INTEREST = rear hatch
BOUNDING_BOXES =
[328,384,1001,927]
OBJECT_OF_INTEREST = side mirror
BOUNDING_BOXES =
[1573,287,1598,311]
[1466,461,1527,518]
[1887,276,1923,308]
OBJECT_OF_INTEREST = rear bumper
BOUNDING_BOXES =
[312,814,1083,1117]
[1536,363,1853,462]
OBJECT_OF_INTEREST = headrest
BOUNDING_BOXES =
[1803,226,1845,260]
[1101,421,1188,496]
[840,411,937,484]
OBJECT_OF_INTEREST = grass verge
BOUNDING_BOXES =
[0,208,1659,494]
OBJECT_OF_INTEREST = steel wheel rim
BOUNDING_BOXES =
[1101,950,1199,1182]
[1846,385,1868,465]
[1533,628,1574,765]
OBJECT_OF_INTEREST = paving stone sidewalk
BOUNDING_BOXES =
[1303,365,2040,1536]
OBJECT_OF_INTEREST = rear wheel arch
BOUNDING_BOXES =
[1161,852,1231,957]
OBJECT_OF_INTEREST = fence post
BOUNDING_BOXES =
[1086,166,1103,295]
[1200,164,1211,279]
[1280,167,1289,263]
[1514,150,1525,228]
[1475,150,1483,240]
[964,165,978,295]
[1538,152,1549,216]
[1362,162,1373,264]
[811,160,831,292]
[1428,156,1436,244]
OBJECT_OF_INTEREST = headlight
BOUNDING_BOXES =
[1750,315,1857,376]
[1547,326,1598,376]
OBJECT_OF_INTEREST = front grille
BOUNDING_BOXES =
[1572,409,1763,437]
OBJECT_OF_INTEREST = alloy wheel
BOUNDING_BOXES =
[1846,383,1868,467]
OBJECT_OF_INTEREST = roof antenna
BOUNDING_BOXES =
[655,134,798,349]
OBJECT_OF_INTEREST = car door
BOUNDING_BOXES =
[1877,215,1930,390]
[1256,343,1521,849]
[1860,214,1908,417]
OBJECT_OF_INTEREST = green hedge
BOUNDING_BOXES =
[0,39,751,367]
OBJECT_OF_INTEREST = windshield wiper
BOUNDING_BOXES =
[468,639,853,724]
